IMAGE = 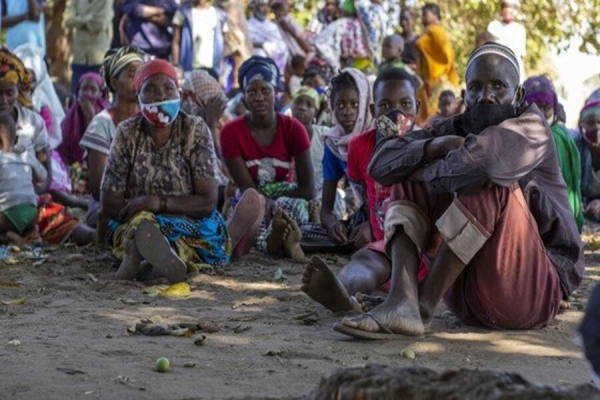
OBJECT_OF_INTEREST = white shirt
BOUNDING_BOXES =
[79,109,117,156]
[0,150,44,212]
[192,7,217,69]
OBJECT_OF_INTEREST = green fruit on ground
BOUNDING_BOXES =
[401,348,416,360]
[156,357,170,372]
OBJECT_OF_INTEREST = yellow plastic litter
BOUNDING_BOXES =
[160,283,191,298]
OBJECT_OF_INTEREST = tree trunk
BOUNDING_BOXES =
[45,0,72,89]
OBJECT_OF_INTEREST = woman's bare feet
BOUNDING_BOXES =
[227,188,265,257]
[135,221,187,284]
[115,238,142,280]
[301,256,362,312]
[281,214,306,261]
[266,209,287,255]
[341,299,425,336]
[308,200,321,224]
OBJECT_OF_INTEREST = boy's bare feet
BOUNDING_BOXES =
[301,256,362,312]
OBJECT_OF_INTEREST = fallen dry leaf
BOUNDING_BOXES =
[2,297,26,305]
[0,281,22,288]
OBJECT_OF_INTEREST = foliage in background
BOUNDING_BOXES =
[41,0,600,87]
[290,0,600,81]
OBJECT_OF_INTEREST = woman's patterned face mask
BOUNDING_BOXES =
[139,99,181,128]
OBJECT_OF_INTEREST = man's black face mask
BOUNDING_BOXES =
[460,103,519,135]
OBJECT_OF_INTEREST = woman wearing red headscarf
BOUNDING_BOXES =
[101,59,231,283]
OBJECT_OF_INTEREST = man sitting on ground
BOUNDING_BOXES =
[334,42,584,339]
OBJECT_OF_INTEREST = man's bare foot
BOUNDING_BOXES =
[341,299,424,336]
[308,200,321,224]
[115,238,142,280]
[301,256,362,312]
[355,293,435,326]
[266,209,287,255]
[281,214,306,262]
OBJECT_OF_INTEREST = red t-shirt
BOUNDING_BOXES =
[347,129,391,242]
[221,114,311,183]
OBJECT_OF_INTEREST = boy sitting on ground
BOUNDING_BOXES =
[302,68,422,311]
[0,114,47,244]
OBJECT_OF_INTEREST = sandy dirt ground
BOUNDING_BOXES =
[0,232,598,400]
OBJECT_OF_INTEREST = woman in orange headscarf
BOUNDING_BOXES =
[415,3,459,125]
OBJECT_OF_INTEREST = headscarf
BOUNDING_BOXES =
[58,72,110,165]
[13,44,65,150]
[322,68,373,161]
[100,46,145,92]
[582,89,600,123]
[465,42,520,82]
[182,70,227,120]
[581,100,600,129]
[0,47,32,108]
[523,75,557,113]
[133,59,179,94]
[238,56,282,91]
[292,86,321,110]
[341,0,356,14]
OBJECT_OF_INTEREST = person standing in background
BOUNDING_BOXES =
[247,0,287,74]
[271,0,311,60]
[64,0,114,95]
[1,0,45,53]
[171,0,226,77]
[217,0,252,92]
[122,0,178,59]
[398,8,418,69]
[487,0,526,79]
[415,3,458,125]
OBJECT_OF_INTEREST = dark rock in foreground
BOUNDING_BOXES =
[307,364,600,400]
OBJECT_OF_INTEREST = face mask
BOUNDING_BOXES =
[461,103,519,135]
[139,99,181,128]
[546,117,555,127]
[583,128,600,146]
[255,12,267,21]
[376,109,415,141]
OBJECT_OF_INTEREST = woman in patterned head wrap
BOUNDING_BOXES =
[79,46,145,228]
[0,47,50,191]
[221,56,315,260]
[181,69,228,154]
[523,75,583,231]
[0,47,96,247]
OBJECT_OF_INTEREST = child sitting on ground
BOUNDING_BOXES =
[0,114,47,244]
